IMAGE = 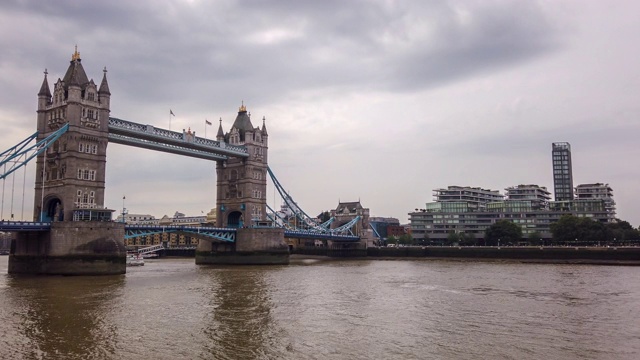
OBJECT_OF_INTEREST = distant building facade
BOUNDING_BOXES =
[122,210,214,249]
[552,142,574,201]
[409,184,614,241]
[574,183,616,220]
[369,216,401,240]
[330,201,371,238]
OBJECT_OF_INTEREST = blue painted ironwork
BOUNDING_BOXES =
[319,217,335,229]
[369,223,383,241]
[267,166,363,237]
[267,167,334,232]
[266,203,294,229]
[0,123,69,180]
[124,225,236,242]
[331,216,362,235]
[267,167,315,227]
[283,230,359,242]
[0,220,360,243]
[108,117,249,160]
[0,221,51,231]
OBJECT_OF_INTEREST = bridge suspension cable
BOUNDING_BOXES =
[267,166,334,233]
[267,166,360,236]
[0,124,69,180]
[1,125,69,220]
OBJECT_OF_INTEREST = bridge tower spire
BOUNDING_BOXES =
[33,48,112,222]
[215,104,268,227]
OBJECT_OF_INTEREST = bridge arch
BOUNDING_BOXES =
[227,211,243,228]
[43,195,63,222]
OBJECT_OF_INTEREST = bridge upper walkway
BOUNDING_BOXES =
[107,117,249,161]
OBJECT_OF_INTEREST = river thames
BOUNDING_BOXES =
[0,255,638,359]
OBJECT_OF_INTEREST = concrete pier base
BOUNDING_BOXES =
[196,227,289,265]
[8,222,127,275]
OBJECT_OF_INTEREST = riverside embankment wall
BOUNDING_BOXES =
[364,246,640,265]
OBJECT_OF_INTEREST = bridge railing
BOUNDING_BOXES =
[0,221,51,231]
[108,117,249,158]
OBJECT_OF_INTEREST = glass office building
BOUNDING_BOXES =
[552,142,574,201]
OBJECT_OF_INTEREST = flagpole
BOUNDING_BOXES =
[205,119,207,139]
[169,110,171,130]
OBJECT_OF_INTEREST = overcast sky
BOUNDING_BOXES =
[1,0,639,226]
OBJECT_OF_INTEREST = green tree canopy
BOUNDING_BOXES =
[484,220,522,246]
[398,234,414,245]
[446,231,459,245]
[459,232,476,246]
[550,215,613,243]
[527,231,543,245]
[606,220,640,241]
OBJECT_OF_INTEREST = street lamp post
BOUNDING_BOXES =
[122,195,127,223]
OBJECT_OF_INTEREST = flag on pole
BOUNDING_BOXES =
[170,109,175,116]
[205,119,212,125]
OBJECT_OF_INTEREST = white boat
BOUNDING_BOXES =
[126,254,145,266]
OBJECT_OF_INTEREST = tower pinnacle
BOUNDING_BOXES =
[71,45,81,61]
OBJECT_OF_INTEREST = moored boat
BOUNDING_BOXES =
[126,254,144,266]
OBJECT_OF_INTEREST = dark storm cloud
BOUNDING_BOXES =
[0,0,559,110]
[2,1,639,225]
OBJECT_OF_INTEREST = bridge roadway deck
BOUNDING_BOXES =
[0,222,360,242]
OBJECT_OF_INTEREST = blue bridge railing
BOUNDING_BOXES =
[0,222,361,242]
[0,221,51,231]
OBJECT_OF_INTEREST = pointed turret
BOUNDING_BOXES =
[216,117,225,140]
[99,67,111,95]
[62,46,89,89]
[261,116,268,135]
[230,102,255,141]
[62,46,89,104]
[38,69,52,98]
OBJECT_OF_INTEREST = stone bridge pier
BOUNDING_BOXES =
[196,227,288,265]
[9,222,126,275]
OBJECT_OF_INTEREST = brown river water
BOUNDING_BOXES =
[0,255,638,360]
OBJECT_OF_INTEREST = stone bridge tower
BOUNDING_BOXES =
[10,49,125,275]
[199,104,287,265]
[34,47,112,222]
[215,104,268,228]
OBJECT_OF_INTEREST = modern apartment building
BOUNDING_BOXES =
[409,184,612,241]
[575,183,616,220]
[433,186,504,205]
[552,142,574,201]
[504,185,551,208]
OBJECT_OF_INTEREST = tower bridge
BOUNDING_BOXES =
[0,50,367,275]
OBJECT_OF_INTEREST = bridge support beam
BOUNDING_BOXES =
[195,227,289,265]
[8,222,127,275]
